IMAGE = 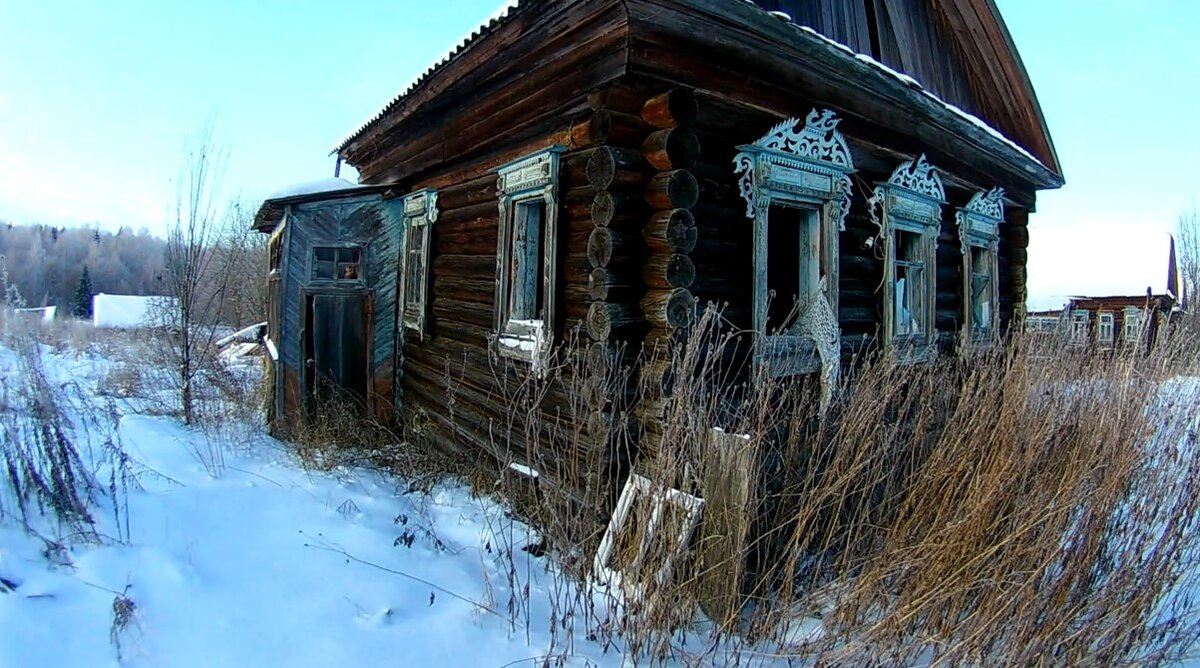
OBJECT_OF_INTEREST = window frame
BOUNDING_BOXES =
[1123,307,1142,343]
[494,146,566,367]
[1070,309,1090,345]
[398,189,438,338]
[956,188,1004,349]
[871,156,946,361]
[308,244,365,286]
[734,110,855,389]
[1097,311,1115,345]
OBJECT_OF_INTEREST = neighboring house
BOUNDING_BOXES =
[92,294,179,329]
[13,306,57,325]
[1062,293,1175,349]
[254,1,1063,470]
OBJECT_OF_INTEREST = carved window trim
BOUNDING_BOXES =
[1069,309,1090,345]
[398,189,438,338]
[734,110,855,400]
[494,146,565,368]
[870,155,945,361]
[1097,311,1115,345]
[956,188,1004,347]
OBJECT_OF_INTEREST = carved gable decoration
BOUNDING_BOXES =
[733,109,856,229]
[956,187,1004,246]
[871,155,946,229]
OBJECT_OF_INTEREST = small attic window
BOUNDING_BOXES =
[311,246,362,281]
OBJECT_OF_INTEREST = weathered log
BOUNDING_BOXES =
[840,254,882,276]
[587,227,639,269]
[588,266,640,302]
[433,253,498,279]
[437,173,499,211]
[641,127,700,171]
[644,209,697,254]
[642,254,696,290]
[564,150,599,187]
[591,190,645,228]
[1003,225,1030,249]
[434,277,497,305]
[582,109,647,148]
[435,229,499,255]
[565,285,593,320]
[588,85,648,114]
[432,297,495,330]
[641,88,698,129]
[640,358,677,396]
[646,170,699,210]
[564,253,593,285]
[587,146,647,190]
[642,288,695,330]
[438,201,499,227]
[587,301,644,341]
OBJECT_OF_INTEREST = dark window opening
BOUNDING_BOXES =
[894,229,925,338]
[507,201,546,322]
[970,245,991,332]
[765,205,820,334]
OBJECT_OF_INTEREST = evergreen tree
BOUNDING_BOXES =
[73,266,94,318]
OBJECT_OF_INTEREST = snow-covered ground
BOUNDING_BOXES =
[0,342,624,667]
[3,336,1199,667]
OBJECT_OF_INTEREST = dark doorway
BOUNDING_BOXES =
[303,292,369,411]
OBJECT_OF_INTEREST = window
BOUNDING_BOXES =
[734,110,854,392]
[494,147,565,364]
[1070,310,1090,344]
[956,188,1003,346]
[872,156,945,357]
[893,229,927,338]
[311,246,361,281]
[268,219,286,275]
[398,189,438,337]
[1123,307,1142,342]
[1097,311,1115,345]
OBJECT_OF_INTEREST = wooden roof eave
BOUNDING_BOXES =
[624,0,1063,193]
[336,0,632,181]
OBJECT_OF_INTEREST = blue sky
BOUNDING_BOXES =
[0,0,1196,308]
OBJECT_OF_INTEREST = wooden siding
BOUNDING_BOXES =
[274,195,401,423]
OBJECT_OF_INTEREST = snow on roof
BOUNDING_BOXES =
[92,294,179,329]
[266,178,364,201]
[331,0,524,154]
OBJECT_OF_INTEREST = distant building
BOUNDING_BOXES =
[92,294,179,329]
[13,306,57,325]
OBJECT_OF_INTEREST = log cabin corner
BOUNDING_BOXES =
[253,0,1063,501]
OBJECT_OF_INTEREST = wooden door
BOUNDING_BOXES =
[304,292,368,408]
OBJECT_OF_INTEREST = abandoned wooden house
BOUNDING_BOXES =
[254,0,1063,486]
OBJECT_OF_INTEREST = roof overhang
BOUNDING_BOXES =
[251,183,390,233]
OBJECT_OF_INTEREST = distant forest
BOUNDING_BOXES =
[0,222,168,309]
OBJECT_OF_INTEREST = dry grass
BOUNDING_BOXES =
[468,309,1200,666]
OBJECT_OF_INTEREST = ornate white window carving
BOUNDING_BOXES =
[733,110,855,409]
[494,147,565,367]
[870,155,945,359]
[956,188,1004,347]
[399,189,438,338]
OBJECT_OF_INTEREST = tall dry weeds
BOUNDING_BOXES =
[470,308,1200,666]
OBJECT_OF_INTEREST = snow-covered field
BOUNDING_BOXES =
[0,342,624,667]
[3,334,1199,667]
